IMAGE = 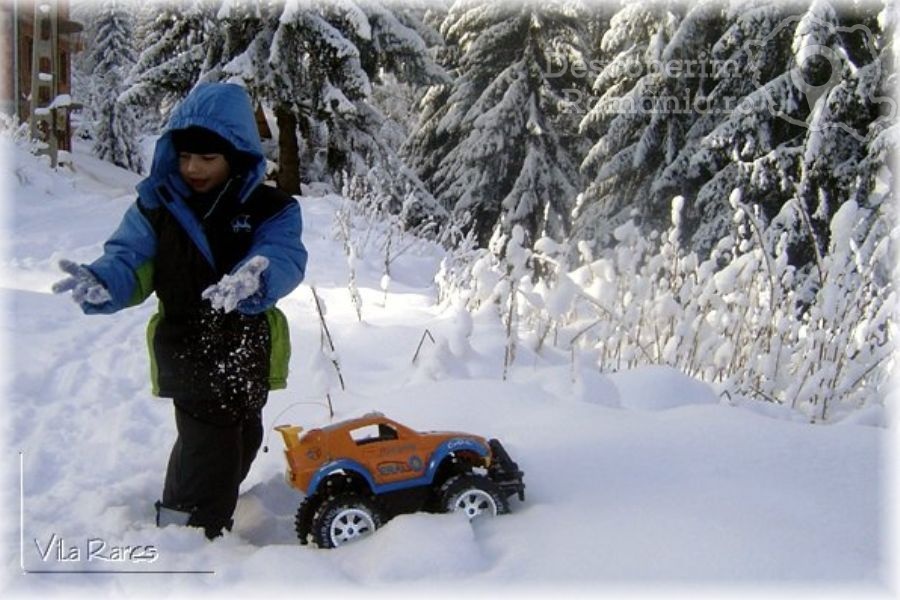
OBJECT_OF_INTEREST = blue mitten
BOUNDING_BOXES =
[202,255,269,313]
[52,259,112,306]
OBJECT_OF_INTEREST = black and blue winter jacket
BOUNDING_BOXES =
[82,83,308,422]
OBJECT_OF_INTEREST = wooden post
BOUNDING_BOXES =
[28,0,78,168]
[29,0,58,166]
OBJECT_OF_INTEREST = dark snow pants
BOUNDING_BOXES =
[160,403,264,539]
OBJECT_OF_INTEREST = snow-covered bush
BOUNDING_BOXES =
[334,174,447,318]
[437,190,896,423]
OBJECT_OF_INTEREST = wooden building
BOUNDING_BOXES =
[1,0,82,165]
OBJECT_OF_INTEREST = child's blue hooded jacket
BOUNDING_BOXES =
[82,83,308,422]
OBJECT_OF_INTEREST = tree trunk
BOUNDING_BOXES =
[275,103,300,194]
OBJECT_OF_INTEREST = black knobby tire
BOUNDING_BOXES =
[439,473,508,520]
[294,494,320,545]
[310,492,382,548]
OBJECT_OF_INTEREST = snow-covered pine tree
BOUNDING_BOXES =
[192,0,266,93]
[702,0,859,269]
[646,0,895,267]
[88,0,144,173]
[390,0,450,62]
[120,1,219,128]
[645,1,794,257]
[573,0,685,253]
[854,0,898,267]
[786,0,895,269]
[328,0,450,225]
[70,2,100,140]
[399,2,458,195]
[370,0,449,150]
[366,0,449,171]
[214,1,300,188]
[121,2,188,132]
[430,0,895,420]
[650,0,775,239]
[407,0,595,248]
[213,0,445,213]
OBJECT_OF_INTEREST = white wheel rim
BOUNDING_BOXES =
[452,489,498,520]
[330,508,376,546]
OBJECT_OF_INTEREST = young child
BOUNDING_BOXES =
[53,82,308,538]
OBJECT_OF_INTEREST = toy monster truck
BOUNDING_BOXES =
[275,412,525,548]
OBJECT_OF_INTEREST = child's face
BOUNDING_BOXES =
[179,153,231,194]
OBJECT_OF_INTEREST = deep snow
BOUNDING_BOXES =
[0,138,895,599]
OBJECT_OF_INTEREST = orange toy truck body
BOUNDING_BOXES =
[276,412,525,548]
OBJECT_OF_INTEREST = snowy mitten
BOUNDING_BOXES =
[52,259,112,305]
[202,255,270,313]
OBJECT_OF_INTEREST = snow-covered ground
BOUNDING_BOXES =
[0,139,895,599]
